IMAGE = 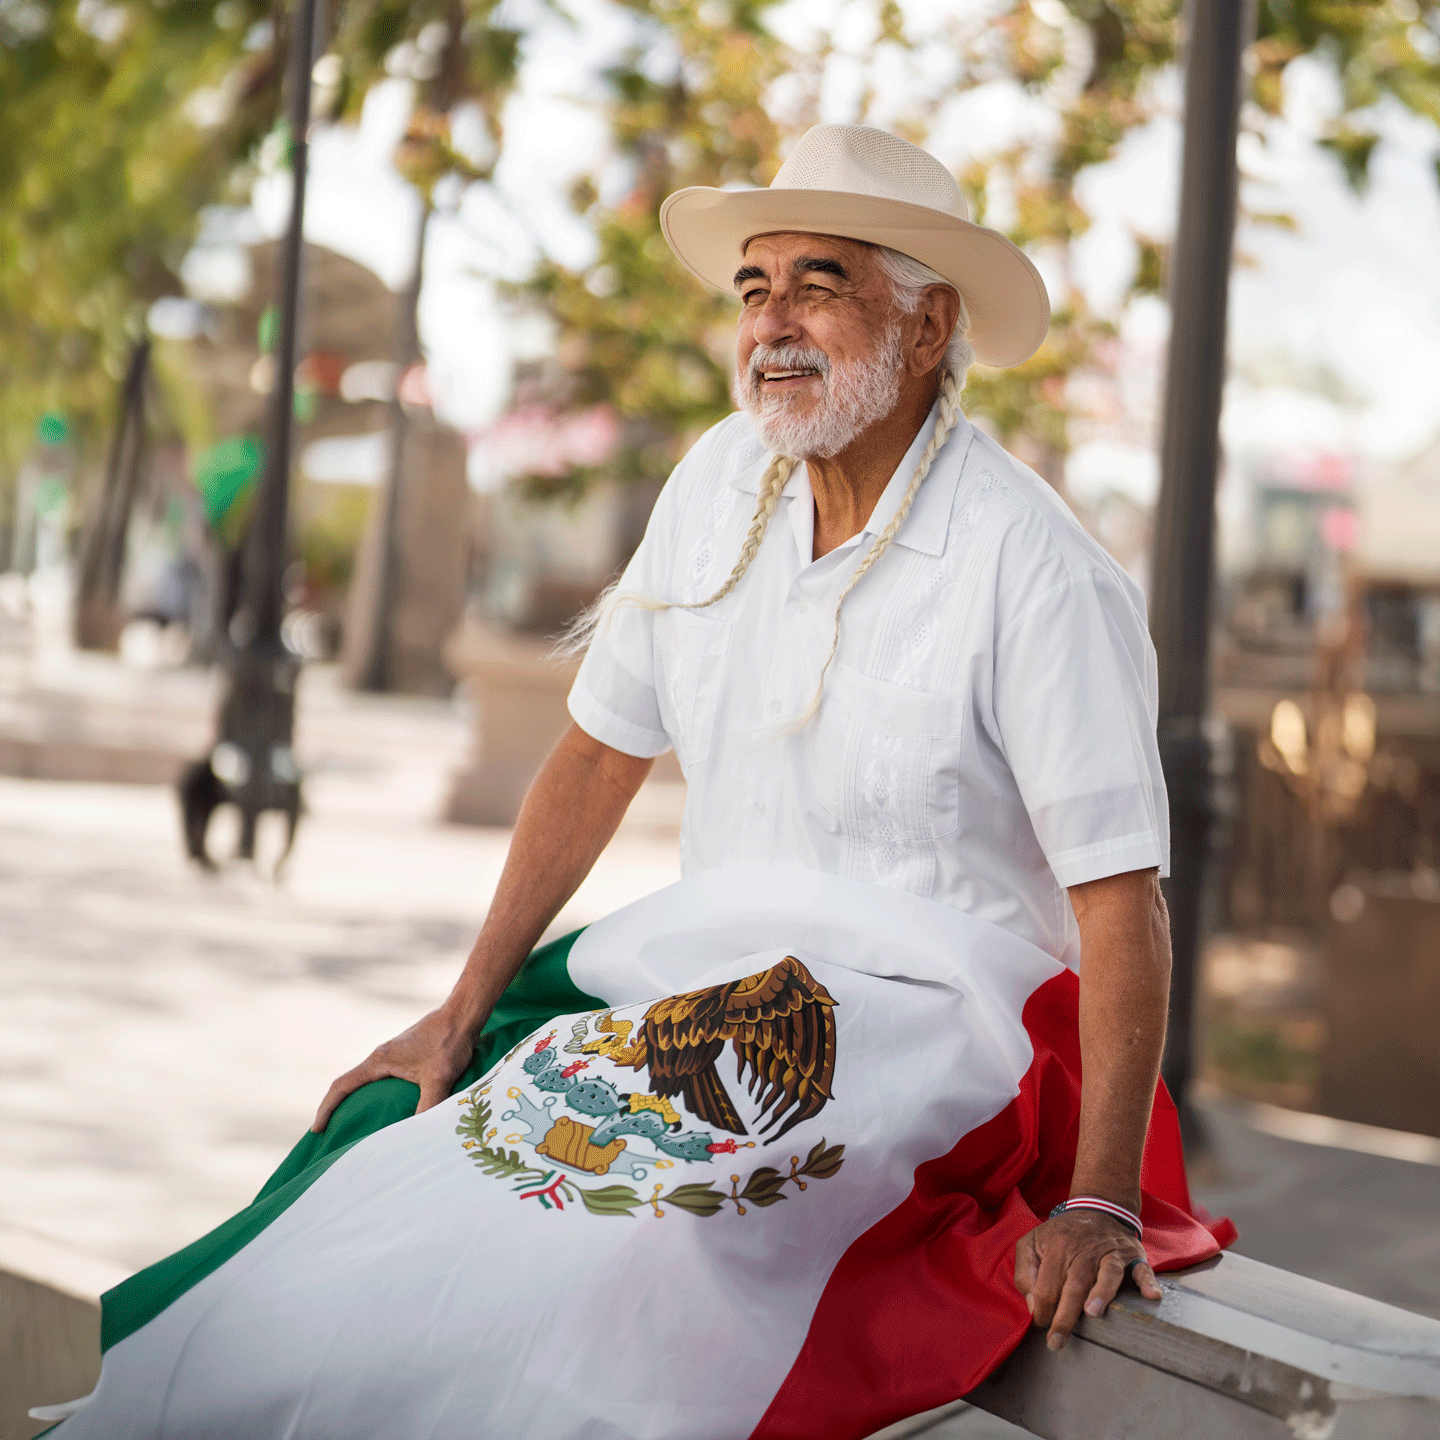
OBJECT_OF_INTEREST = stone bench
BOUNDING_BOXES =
[6,1235,1438,1439]
[879,1250,1440,1440]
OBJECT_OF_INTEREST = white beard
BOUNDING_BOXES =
[734,326,905,459]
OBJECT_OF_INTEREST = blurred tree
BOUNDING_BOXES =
[517,0,788,500]
[0,0,520,496]
[912,0,1440,482]
[320,0,526,688]
[0,0,282,489]
[517,0,1439,500]
[0,0,524,670]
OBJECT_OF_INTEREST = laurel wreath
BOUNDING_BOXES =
[456,1088,844,1218]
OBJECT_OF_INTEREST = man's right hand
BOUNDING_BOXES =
[311,1007,479,1133]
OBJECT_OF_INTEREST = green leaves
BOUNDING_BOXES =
[797,1139,845,1182]
[578,1184,644,1216]
[737,1167,787,1209]
[1318,125,1383,193]
[456,1092,550,1182]
[470,1147,542,1180]
[513,0,788,497]
[660,1182,726,1216]
[1,0,280,470]
[455,1091,493,1142]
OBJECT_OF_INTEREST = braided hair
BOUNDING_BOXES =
[555,451,793,651]
[789,364,965,728]
[565,366,965,733]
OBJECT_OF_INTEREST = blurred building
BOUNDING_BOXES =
[145,237,472,692]
[1207,442,1439,1136]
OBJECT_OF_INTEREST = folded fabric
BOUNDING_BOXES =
[49,868,1233,1440]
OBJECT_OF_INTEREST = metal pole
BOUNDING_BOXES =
[180,0,321,869]
[98,340,150,607]
[238,0,319,647]
[1150,0,1254,1151]
[75,337,149,649]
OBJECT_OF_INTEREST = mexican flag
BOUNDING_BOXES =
[40,868,1232,1440]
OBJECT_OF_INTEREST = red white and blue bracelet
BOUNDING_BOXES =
[1049,1196,1143,1241]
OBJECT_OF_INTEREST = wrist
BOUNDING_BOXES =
[1052,1195,1143,1240]
[444,932,525,1038]
[1067,1176,1142,1216]
[438,984,494,1040]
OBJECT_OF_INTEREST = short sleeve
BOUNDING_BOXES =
[992,567,1169,889]
[566,479,678,760]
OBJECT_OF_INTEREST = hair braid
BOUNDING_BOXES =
[687,453,793,611]
[557,453,793,655]
[788,367,965,729]
[560,369,963,699]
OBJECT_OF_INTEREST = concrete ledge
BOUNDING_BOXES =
[0,1230,130,1440]
[0,734,184,786]
[965,1251,1440,1439]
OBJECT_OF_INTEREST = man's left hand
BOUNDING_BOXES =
[1014,1209,1162,1350]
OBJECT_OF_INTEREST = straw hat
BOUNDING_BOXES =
[660,124,1051,369]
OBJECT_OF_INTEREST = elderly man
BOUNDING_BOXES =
[45,126,1230,1440]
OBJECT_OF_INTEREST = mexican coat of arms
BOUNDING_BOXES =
[457,955,846,1218]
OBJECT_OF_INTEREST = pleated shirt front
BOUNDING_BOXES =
[569,404,1168,965]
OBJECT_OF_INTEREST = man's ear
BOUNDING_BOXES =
[907,284,961,376]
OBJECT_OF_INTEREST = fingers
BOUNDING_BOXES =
[415,1074,450,1115]
[314,1058,456,1130]
[1131,1260,1162,1301]
[1083,1250,1128,1320]
[312,1065,372,1133]
[1013,1233,1040,1314]
[1047,1262,1095,1350]
[1029,1235,1070,1330]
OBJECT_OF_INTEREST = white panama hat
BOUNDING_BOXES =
[660,123,1051,370]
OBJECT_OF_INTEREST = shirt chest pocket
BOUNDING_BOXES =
[656,609,731,771]
[817,663,963,841]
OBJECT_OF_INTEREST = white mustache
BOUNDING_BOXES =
[745,345,831,391]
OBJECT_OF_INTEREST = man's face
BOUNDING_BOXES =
[732,233,907,459]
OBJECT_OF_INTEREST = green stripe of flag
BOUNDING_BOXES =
[100,930,603,1352]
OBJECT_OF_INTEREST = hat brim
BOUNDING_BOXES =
[660,186,1051,370]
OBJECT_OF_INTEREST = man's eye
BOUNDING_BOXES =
[741,289,767,305]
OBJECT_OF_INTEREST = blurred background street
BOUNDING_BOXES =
[2,2,1439,1434]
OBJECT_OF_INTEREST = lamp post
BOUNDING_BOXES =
[1150,0,1255,1148]
[75,337,149,651]
[178,0,322,868]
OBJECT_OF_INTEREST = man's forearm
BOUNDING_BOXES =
[442,723,654,1037]
[1068,870,1171,1212]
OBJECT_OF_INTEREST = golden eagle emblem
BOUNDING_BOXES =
[582,955,837,1143]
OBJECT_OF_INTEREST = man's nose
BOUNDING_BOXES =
[751,294,800,348]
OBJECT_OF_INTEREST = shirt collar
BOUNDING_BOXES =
[728,401,973,560]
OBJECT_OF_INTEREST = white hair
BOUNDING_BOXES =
[870,245,975,384]
[558,245,973,728]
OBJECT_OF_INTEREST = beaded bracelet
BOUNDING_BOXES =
[1049,1196,1143,1241]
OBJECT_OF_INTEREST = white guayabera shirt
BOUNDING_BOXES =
[569,405,1169,966]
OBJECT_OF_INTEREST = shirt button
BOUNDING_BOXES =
[769,700,781,714]
[755,800,767,816]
